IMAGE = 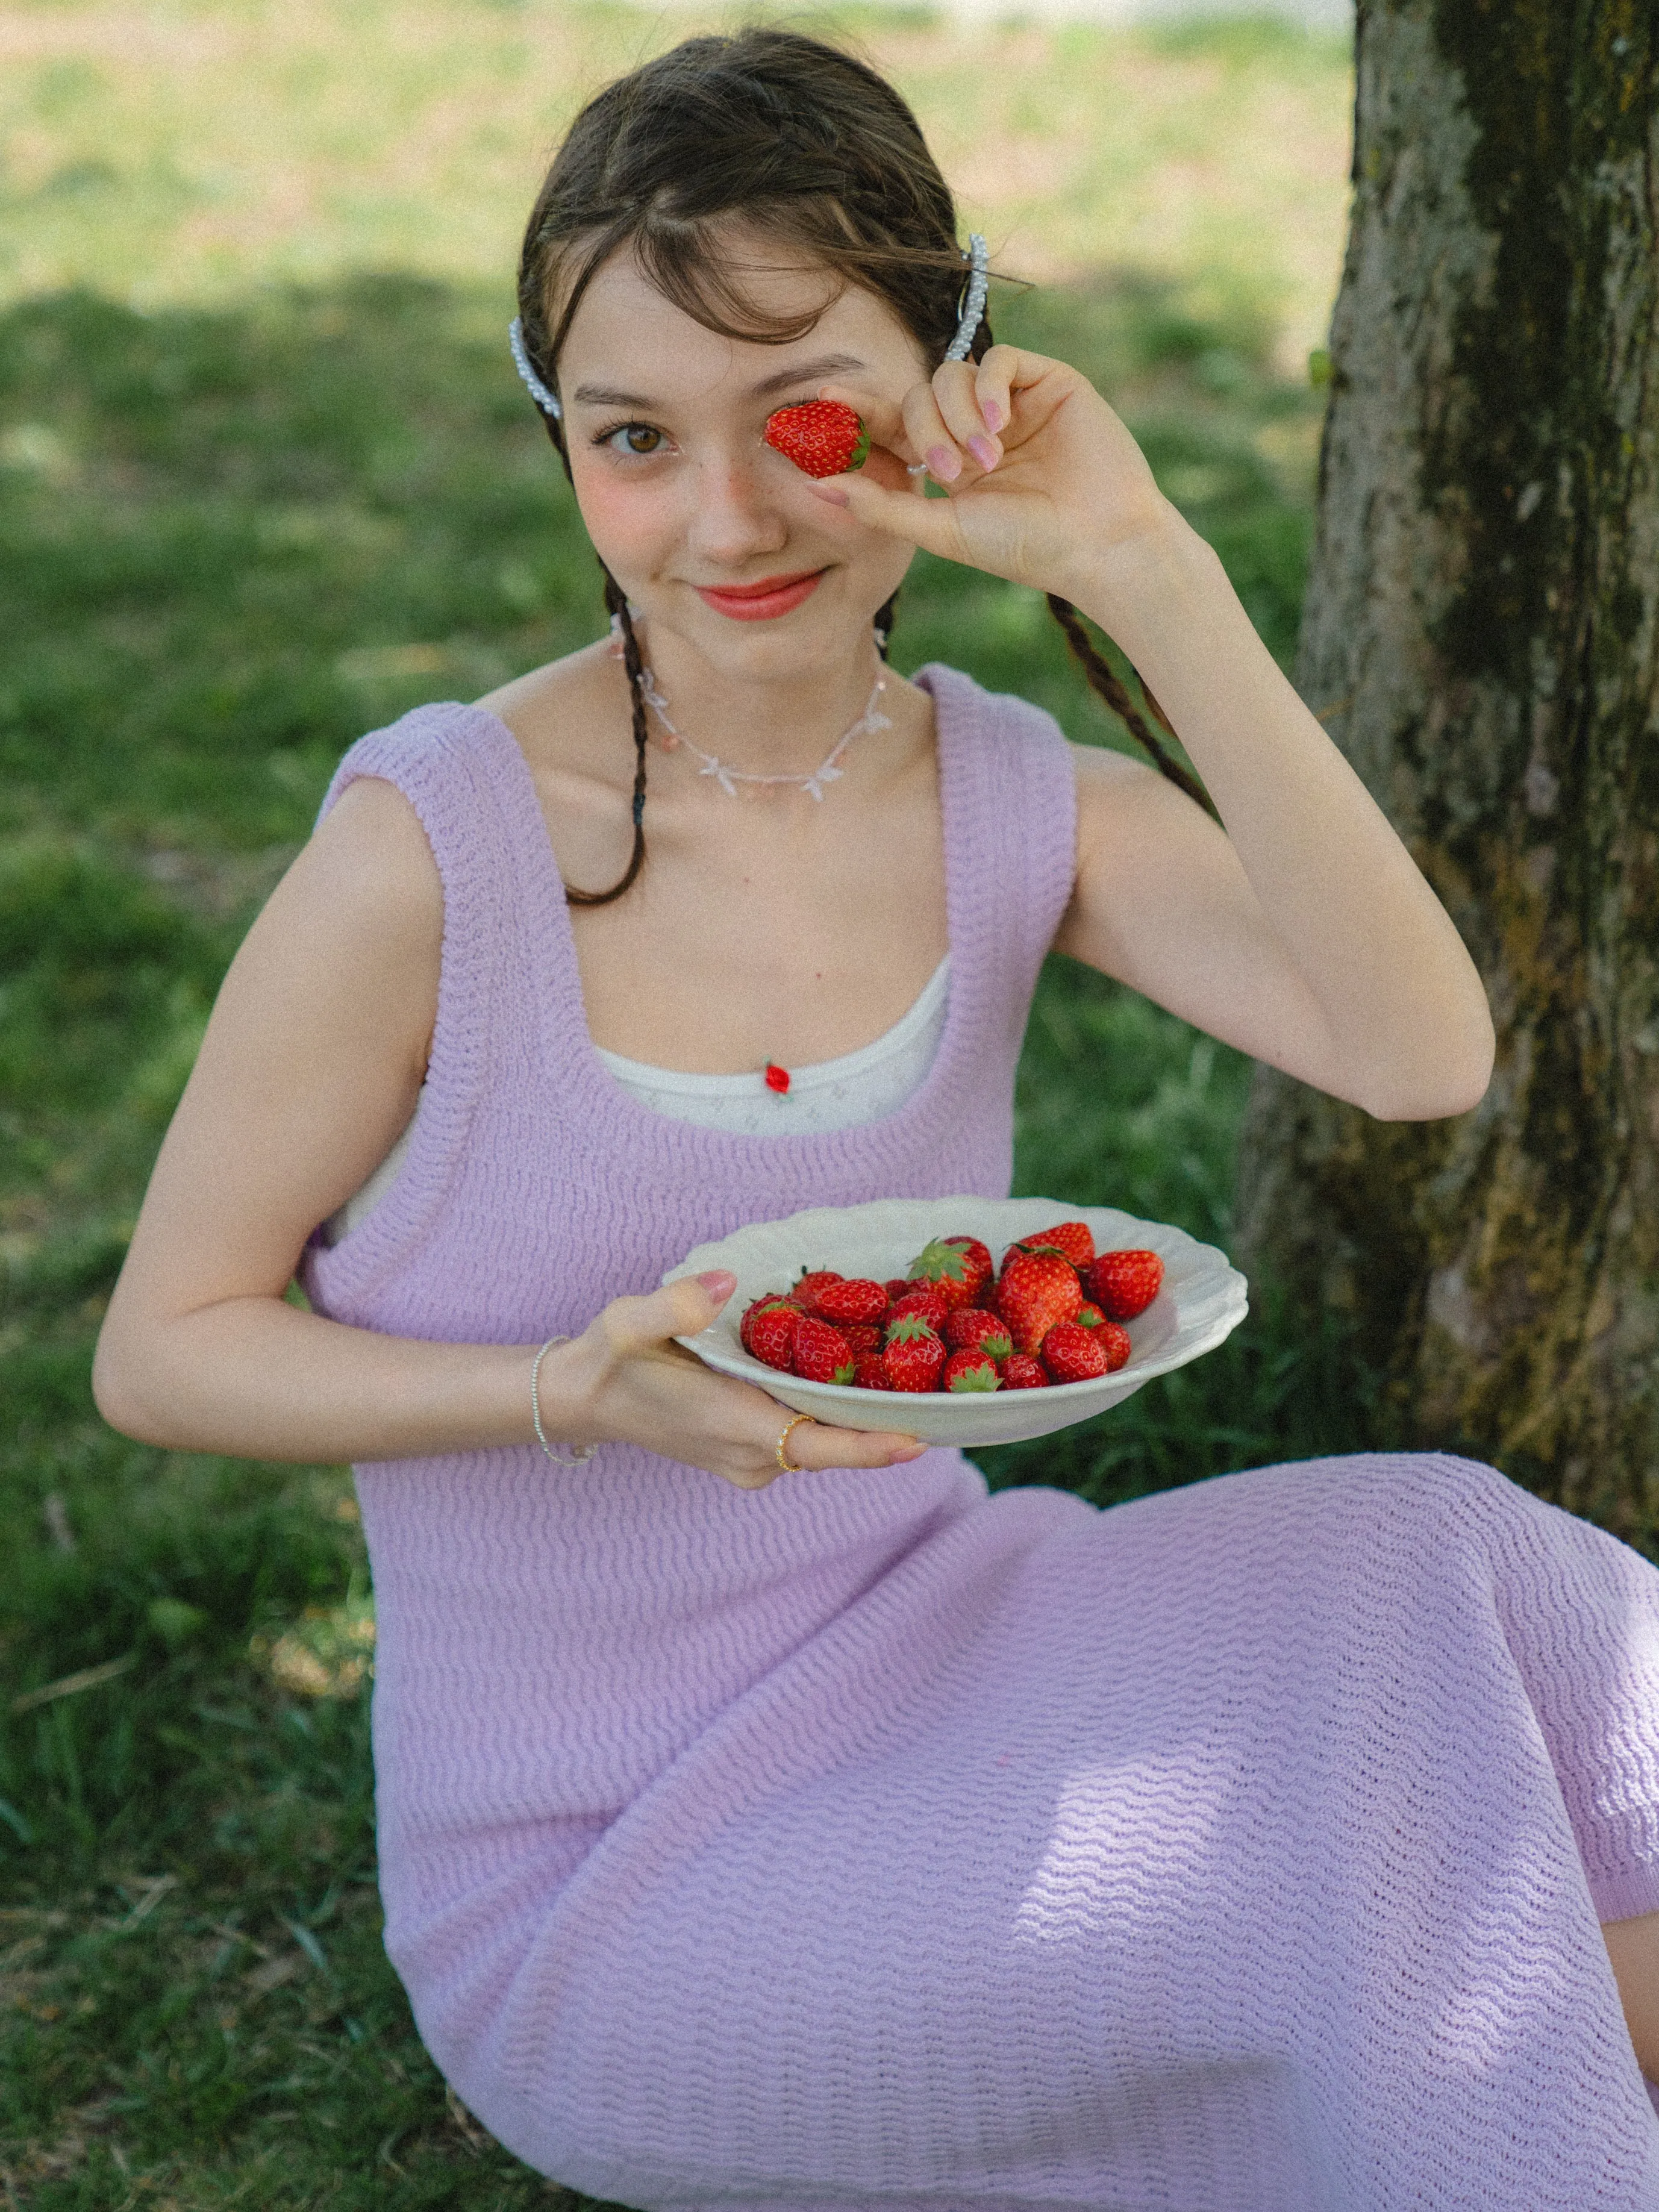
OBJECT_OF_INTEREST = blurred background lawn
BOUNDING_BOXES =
[0,5,1359,2204]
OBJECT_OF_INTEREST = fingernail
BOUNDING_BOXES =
[967,436,999,472]
[696,1269,737,1300]
[808,481,850,508]
[891,1442,927,1462]
[926,443,960,483]
[980,398,1005,433]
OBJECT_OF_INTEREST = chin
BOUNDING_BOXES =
[661,583,893,678]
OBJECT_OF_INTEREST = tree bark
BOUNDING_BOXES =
[1232,0,1659,1545]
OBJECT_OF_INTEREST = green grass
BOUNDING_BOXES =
[0,8,1360,2199]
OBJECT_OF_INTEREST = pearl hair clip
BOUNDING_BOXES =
[510,316,562,419]
[943,233,990,363]
[507,235,987,428]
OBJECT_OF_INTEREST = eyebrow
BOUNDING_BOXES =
[569,352,867,411]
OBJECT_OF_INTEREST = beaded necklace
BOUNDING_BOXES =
[637,663,890,801]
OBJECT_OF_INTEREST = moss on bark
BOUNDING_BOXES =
[1233,0,1659,1545]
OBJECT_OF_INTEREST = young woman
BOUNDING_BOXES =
[93,29,1659,2207]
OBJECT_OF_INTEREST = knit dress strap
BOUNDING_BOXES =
[911,662,1078,1073]
[305,701,548,1301]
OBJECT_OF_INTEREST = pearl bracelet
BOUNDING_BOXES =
[530,1335,596,1465]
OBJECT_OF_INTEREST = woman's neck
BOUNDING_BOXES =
[625,625,889,785]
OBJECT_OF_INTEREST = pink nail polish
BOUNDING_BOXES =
[808,481,851,508]
[967,436,999,472]
[892,1441,927,1461]
[696,1269,736,1298]
[981,399,1005,434]
[926,444,960,482]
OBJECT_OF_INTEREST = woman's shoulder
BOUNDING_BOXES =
[909,661,1073,754]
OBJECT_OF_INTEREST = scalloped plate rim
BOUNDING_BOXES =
[661,1195,1248,1445]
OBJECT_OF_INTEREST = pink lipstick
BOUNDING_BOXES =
[695,569,826,621]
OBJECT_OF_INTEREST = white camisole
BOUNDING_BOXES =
[325,954,951,1245]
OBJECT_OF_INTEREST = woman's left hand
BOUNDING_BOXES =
[813,347,1175,607]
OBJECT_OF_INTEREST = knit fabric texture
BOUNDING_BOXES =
[301,667,1659,2209]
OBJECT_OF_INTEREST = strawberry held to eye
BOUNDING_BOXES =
[994,1247,1083,1355]
[763,399,870,479]
[1082,1249,1164,1322]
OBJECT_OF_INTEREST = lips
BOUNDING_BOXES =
[694,569,826,621]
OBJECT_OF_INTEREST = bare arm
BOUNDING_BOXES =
[1052,524,1494,1121]
[93,776,922,1484]
[817,347,1496,1123]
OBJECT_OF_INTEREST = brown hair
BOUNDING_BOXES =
[515,27,1213,904]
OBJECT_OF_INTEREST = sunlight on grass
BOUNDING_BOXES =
[0,0,1352,367]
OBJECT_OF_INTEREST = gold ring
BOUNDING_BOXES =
[775,1413,817,1472]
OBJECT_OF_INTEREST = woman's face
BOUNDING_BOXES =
[554,234,928,687]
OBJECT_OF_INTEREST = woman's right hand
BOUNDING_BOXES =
[548,1269,929,1490]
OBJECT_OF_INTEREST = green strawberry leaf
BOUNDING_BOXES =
[946,1365,999,1393]
[886,1311,940,1345]
[908,1238,970,1285]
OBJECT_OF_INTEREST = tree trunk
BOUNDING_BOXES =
[1232,0,1659,1546]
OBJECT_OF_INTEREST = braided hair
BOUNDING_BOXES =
[517,28,1214,904]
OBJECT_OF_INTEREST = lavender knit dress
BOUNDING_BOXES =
[301,666,1659,2210]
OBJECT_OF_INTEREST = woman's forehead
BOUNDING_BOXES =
[558,246,922,396]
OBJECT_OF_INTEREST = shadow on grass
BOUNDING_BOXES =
[0,269,1357,2208]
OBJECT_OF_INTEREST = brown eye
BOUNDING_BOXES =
[605,423,663,455]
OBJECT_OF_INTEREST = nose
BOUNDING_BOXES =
[684,449,790,569]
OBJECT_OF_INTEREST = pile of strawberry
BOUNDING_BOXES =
[737,1224,1164,1394]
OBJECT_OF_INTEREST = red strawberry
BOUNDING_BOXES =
[1038,1319,1110,1384]
[793,1269,845,1317]
[763,399,870,478]
[994,1248,1082,1355]
[1000,1353,1048,1390]
[907,1236,992,1311]
[944,1307,1014,1360]
[884,1278,913,1304]
[943,1348,999,1393]
[854,1351,894,1390]
[887,1285,948,1336]
[882,1313,946,1392]
[1098,1320,1133,1372]
[1075,1301,1107,1329]
[1013,1221,1095,1271]
[744,1298,799,1373]
[1083,1249,1164,1322]
[814,1277,889,1328]
[842,1322,881,1355]
[740,1293,793,1354]
[792,1316,856,1384]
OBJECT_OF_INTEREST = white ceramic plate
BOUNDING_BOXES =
[663,1195,1248,1446]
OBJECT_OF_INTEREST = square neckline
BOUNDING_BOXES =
[455,667,979,1166]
